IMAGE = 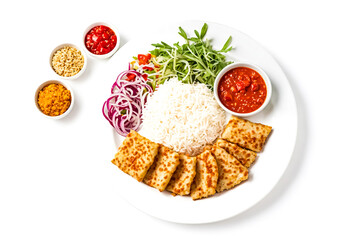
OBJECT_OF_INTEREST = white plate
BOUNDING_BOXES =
[104,21,297,224]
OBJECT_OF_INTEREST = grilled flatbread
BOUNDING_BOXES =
[112,130,159,182]
[166,154,197,196]
[215,139,257,168]
[221,116,272,152]
[211,146,248,193]
[143,145,180,191]
[190,150,218,200]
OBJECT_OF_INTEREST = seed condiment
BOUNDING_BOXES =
[52,46,84,77]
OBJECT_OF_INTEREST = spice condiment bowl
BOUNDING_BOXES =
[214,62,272,117]
[83,22,121,59]
[35,80,74,120]
[49,43,88,80]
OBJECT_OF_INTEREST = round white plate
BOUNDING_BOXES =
[104,21,297,224]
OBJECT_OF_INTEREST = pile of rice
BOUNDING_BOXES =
[141,78,226,156]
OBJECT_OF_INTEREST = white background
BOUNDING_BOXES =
[1,0,359,239]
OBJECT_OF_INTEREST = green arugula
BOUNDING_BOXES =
[150,23,233,89]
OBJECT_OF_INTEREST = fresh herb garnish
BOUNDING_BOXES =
[150,23,233,89]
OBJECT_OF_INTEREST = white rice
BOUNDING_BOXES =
[141,78,226,156]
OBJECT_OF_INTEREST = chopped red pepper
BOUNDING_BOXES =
[251,83,259,91]
[143,66,154,71]
[235,81,245,91]
[242,78,251,87]
[138,54,147,65]
[138,54,151,65]
[142,74,148,80]
[126,73,136,81]
[223,91,233,101]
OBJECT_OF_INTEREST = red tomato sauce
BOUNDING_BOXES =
[218,67,267,113]
[85,25,117,55]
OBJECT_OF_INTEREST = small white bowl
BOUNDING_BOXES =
[214,62,272,117]
[83,22,121,59]
[50,43,87,80]
[35,80,74,120]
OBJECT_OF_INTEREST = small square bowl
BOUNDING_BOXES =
[34,80,74,119]
[83,22,121,59]
[214,62,272,117]
[50,43,87,80]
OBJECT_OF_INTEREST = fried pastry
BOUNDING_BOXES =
[190,150,218,200]
[166,154,197,196]
[112,130,159,182]
[143,145,180,191]
[221,116,272,152]
[215,139,257,168]
[211,146,248,193]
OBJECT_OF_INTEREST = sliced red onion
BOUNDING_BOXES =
[102,69,154,137]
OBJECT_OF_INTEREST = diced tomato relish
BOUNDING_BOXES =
[85,25,117,55]
[218,67,267,113]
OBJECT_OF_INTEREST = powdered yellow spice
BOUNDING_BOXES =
[37,83,71,116]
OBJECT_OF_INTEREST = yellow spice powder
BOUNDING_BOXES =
[38,83,71,116]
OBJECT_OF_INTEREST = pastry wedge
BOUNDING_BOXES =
[211,146,248,193]
[166,154,197,196]
[112,130,159,182]
[190,150,218,200]
[143,145,180,191]
[221,116,272,152]
[215,139,257,168]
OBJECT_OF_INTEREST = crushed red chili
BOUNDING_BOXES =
[85,25,117,55]
[218,67,267,113]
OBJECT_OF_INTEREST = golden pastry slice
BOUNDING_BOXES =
[166,154,197,196]
[221,116,272,152]
[112,130,159,182]
[211,146,248,193]
[190,150,218,200]
[215,139,257,168]
[143,145,180,191]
